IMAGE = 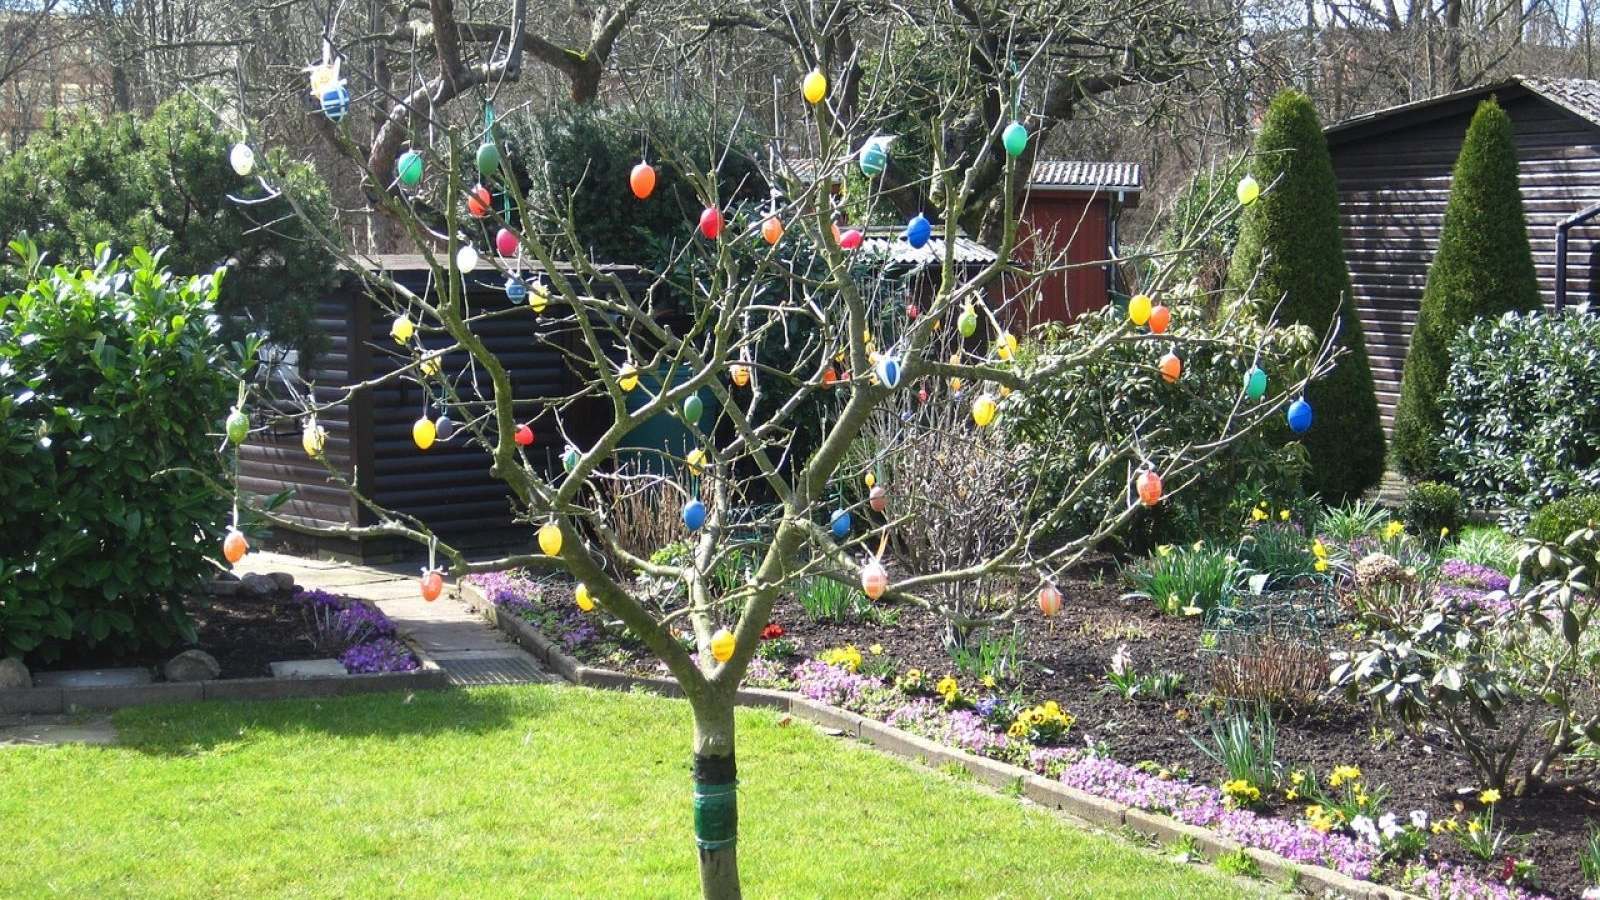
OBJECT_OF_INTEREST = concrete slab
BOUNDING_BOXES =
[34,668,152,689]
[0,715,116,747]
[269,659,348,679]
[396,622,514,652]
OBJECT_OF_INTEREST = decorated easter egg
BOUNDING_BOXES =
[1128,294,1152,326]
[420,570,443,602]
[710,628,735,662]
[869,485,887,513]
[1148,304,1171,334]
[1038,583,1063,617]
[225,408,249,445]
[538,522,563,556]
[905,214,932,249]
[830,508,852,539]
[413,416,436,450]
[514,423,533,446]
[223,529,248,564]
[575,583,595,611]
[1159,352,1182,384]
[1245,366,1268,400]
[630,161,656,199]
[1137,469,1163,506]
[229,143,255,177]
[1287,398,1314,433]
[761,217,784,245]
[495,228,518,257]
[1002,121,1029,157]
[390,315,415,344]
[861,559,889,600]
[682,499,707,531]
[1237,174,1261,206]
[802,69,827,104]
[397,150,423,187]
[467,184,492,218]
[971,394,998,427]
[699,206,723,239]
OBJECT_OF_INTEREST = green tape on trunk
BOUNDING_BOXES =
[693,780,738,850]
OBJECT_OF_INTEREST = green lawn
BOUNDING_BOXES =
[0,685,1261,898]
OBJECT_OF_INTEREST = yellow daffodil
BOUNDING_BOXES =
[1314,559,1329,573]
[1279,509,1291,521]
[1441,526,1451,539]
[1192,540,1204,551]
[1384,521,1405,540]
[1479,788,1501,805]
[1251,507,1269,522]
[1157,544,1173,556]
[869,644,883,655]
[1468,820,1483,835]
[1312,539,1327,559]
[981,675,996,689]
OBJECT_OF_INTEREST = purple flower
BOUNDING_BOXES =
[340,637,420,674]
[295,590,398,653]
[1439,560,1512,592]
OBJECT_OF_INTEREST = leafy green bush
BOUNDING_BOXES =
[1006,304,1316,554]
[1236,521,1320,589]
[1316,498,1389,544]
[1403,482,1462,541]
[0,92,335,353]
[1439,311,1600,517]
[1161,159,1247,295]
[1122,546,1241,615]
[1227,90,1386,503]
[1528,494,1600,545]
[1394,98,1541,479]
[0,243,233,660]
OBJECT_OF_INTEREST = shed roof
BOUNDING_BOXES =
[1325,76,1600,142]
[859,226,997,269]
[778,157,1142,193]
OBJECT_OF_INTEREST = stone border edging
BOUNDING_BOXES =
[462,581,1418,900]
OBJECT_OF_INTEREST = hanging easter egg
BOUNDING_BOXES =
[865,471,876,489]
[831,508,851,539]
[308,63,338,95]
[223,529,249,564]
[874,354,902,389]
[905,213,932,249]
[435,415,456,441]
[869,485,887,513]
[686,448,707,475]
[514,423,534,446]
[1038,583,1063,618]
[1148,304,1171,334]
[682,499,707,531]
[1245,366,1268,400]
[1158,352,1182,384]
[413,416,437,450]
[390,315,415,344]
[505,276,527,302]
[225,408,249,445]
[320,85,350,122]
[710,628,736,663]
[996,332,1019,361]
[859,138,888,176]
[906,303,920,320]
[229,143,255,177]
[495,227,519,257]
[302,421,326,458]
[917,386,929,405]
[1002,121,1029,158]
[538,522,563,556]
[420,355,442,378]
[1137,469,1164,506]
[630,161,656,200]
[467,184,492,218]
[861,559,889,600]
[699,206,723,240]
[475,141,500,179]
[802,69,827,104]
[420,570,444,602]
[1237,174,1261,206]
[619,365,639,392]
[957,305,978,338]
[971,394,998,427]
[731,364,751,387]
[839,228,863,250]
[575,583,595,612]
[529,280,549,314]
[1287,397,1314,434]
[761,217,784,245]
[561,445,580,473]
[1128,294,1152,326]
[397,149,424,188]
[822,366,838,387]
[682,394,704,424]
[455,244,479,272]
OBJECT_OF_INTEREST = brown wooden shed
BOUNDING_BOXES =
[237,255,646,562]
[1325,77,1600,429]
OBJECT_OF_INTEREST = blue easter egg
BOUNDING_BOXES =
[875,355,902,389]
[830,508,851,539]
[683,499,707,531]
[505,277,527,301]
[320,86,349,122]
[905,214,932,249]
[1287,398,1313,434]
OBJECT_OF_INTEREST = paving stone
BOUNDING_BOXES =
[269,659,348,679]
[34,668,152,689]
[0,715,116,747]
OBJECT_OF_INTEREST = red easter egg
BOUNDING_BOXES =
[699,207,723,239]
[466,184,492,218]
[1159,352,1182,384]
[1148,304,1171,334]
[839,228,863,250]
[420,571,444,602]
[496,228,519,257]
[630,162,656,200]
[906,304,919,320]
[514,423,534,446]
[1137,470,1164,506]
[223,529,248,564]
[1038,583,1063,617]
[869,485,887,513]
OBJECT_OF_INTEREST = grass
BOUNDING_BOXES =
[0,685,1263,899]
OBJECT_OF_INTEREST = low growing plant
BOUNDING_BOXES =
[949,627,1023,683]
[1317,498,1389,544]
[1192,705,1280,797]
[1123,545,1240,616]
[1103,644,1185,701]
[1207,633,1330,709]
[1580,821,1600,885]
[1237,520,1319,589]
[795,576,862,623]
[1445,526,1519,576]
[1528,493,1600,545]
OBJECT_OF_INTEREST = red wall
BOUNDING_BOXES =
[1015,192,1112,326]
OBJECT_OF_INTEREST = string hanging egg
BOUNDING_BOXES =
[223,529,249,564]
[229,143,254,177]
[860,559,889,600]
[1158,352,1182,384]
[869,485,887,513]
[495,228,518,257]
[822,366,838,387]
[971,394,998,427]
[1148,304,1171,334]
[957,305,978,338]
[413,416,436,450]
[435,416,456,441]
[630,161,656,200]
[1245,366,1268,400]
[619,365,639,392]
[917,386,929,404]
[504,276,527,302]
[225,408,249,445]
[682,499,707,531]
[575,583,595,612]
[685,448,706,475]
[905,214,932,249]
[710,628,736,663]
[1136,469,1163,506]
[864,471,876,488]
[802,69,827,104]
[455,244,479,272]
[1128,294,1152,326]
[874,354,902,389]
[390,315,415,344]
[302,420,326,458]
[731,364,751,387]
[420,570,444,603]
[699,206,723,239]
[529,280,549,314]
[1237,174,1261,206]
[906,303,919,320]
[859,138,888,176]
[839,228,863,250]
[467,184,492,218]
[761,217,783,245]
[514,423,534,446]
[1001,121,1029,158]
[682,394,704,424]
[996,332,1019,361]
[319,84,349,122]
[562,445,580,473]
[397,150,424,188]
[475,141,500,179]
[538,522,563,556]
[1038,583,1063,617]
[1287,397,1314,434]
[830,508,852,539]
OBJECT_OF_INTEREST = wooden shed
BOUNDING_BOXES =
[1325,77,1600,429]
[237,256,645,561]
[1017,160,1142,323]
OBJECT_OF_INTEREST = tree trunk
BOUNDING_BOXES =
[692,695,740,900]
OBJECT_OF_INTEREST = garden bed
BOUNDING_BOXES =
[470,565,1594,900]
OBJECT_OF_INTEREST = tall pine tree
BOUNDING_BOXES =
[1228,90,1386,503]
[1393,97,1541,479]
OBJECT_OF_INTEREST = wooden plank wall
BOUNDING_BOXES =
[1016,192,1111,324]
[1329,90,1600,430]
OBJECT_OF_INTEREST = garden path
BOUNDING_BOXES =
[242,552,554,686]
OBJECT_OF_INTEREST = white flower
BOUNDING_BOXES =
[1350,815,1379,845]
[1378,813,1403,839]
[1110,644,1132,677]
[1409,810,1429,830]
[1582,889,1600,900]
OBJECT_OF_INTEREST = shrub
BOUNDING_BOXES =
[1443,527,1519,576]
[1162,159,1247,296]
[1122,546,1241,615]
[1237,518,1320,590]
[1316,499,1389,544]
[1207,635,1330,710]
[1007,304,1316,554]
[0,243,233,660]
[1528,494,1600,545]
[1393,98,1541,479]
[1439,311,1600,517]
[1228,90,1386,503]
[1402,482,1462,541]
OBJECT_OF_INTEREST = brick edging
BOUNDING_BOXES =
[463,580,1418,900]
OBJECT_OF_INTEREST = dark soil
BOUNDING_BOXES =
[34,592,324,680]
[547,564,1600,898]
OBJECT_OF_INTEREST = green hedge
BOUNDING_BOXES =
[1529,494,1600,544]
[1227,90,1386,503]
[1394,98,1541,479]
[0,244,233,661]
